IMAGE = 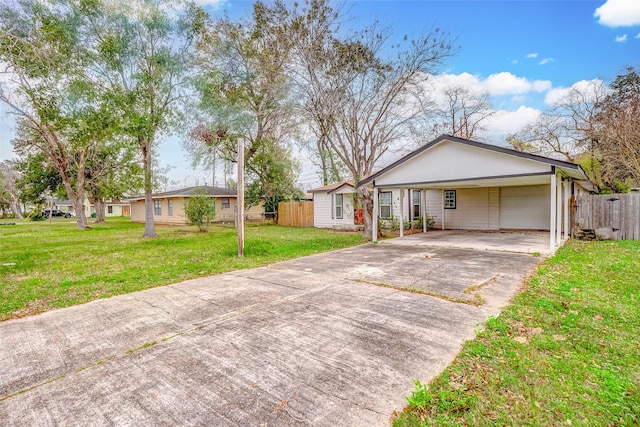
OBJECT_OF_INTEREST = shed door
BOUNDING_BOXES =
[499,185,550,230]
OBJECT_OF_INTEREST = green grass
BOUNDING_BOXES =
[394,239,640,426]
[0,218,364,320]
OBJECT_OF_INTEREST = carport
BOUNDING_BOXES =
[388,229,551,256]
[359,135,590,254]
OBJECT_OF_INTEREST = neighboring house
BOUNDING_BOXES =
[127,186,264,226]
[54,198,131,217]
[104,198,131,217]
[359,135,591,252]
[309,181,359,230]
[54,199,81,216]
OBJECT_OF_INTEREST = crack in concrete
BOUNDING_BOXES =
[1,281,337,402]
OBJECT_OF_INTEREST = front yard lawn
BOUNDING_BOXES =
[0,218,364,321]
[394,239,640,426]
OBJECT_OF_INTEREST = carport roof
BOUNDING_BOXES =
[359,134,588,188]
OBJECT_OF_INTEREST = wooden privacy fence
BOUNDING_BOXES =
[278,201,314,227]
[575,193,640,240]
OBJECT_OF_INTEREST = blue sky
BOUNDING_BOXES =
[1,0,639,189]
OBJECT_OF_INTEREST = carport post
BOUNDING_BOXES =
[422,189,427,233]
[556,177,562,245]
[372,186,379,242]
[563,180,570,240]
[549,173,557,253]
[399,188,404,237]
[441,189,445,230]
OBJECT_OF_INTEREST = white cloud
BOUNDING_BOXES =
[615,34,628,42]
[544,79,608,106]
[426,72,552,99]
[538,58,554,65]
[532,80,552,92]
[525,53,539,59]
[484,72,550,96]
[636,32,640,38]
[594,0,640,27]
[191,0,227,8]
[483,106,541,138]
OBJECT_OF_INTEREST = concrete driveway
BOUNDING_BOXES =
[0,232,543,426]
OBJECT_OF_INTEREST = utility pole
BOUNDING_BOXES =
[237,139,244,257]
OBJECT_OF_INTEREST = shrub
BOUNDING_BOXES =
[184,192,216,232]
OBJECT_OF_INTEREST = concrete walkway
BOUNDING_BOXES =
[0,235,543,426]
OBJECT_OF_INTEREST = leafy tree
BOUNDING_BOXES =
[84,140,143,223]
[187,1,302,211]
[244,142,304,213]
[82,0,204,237]
[13,152,62,206]
[184,190,216,232]
[0,0,97,229]
[0,161,24,218]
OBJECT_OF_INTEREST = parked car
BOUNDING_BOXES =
[43,209,73,218]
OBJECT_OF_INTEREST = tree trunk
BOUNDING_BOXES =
[94,199,106,223]
[8,194,23,220]
[142,141,157,238]
[358,186,374,240]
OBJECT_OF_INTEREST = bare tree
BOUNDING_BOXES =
[287,0,456,238]
[511,79,607,162]
[431,85,493,140]
[594,66,640,190]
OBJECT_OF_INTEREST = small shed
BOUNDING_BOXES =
[308,181,359,230]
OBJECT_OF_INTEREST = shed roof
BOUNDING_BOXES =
[308,180,354,194]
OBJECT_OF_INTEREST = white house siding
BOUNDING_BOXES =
[374,140,550,187]
[313,190,355,228]
[313,193,333,228]
[488,188,500,229]
[425,189,443,228]
[440,188,499,230]
[105,204,127,217]
[499,184,550,230]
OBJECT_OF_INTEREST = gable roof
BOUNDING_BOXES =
[359,134,586,187]
[127,186,237,201]
[308,180,354,194]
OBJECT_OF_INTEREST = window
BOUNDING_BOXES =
[168,200,173,216]
[221,198,230,209]
[444,190,456,209]
[335,194,343,219]
[154,200,161,216]
[412,190,421,218]
[107,206,113,214]
[379,191,392,219]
